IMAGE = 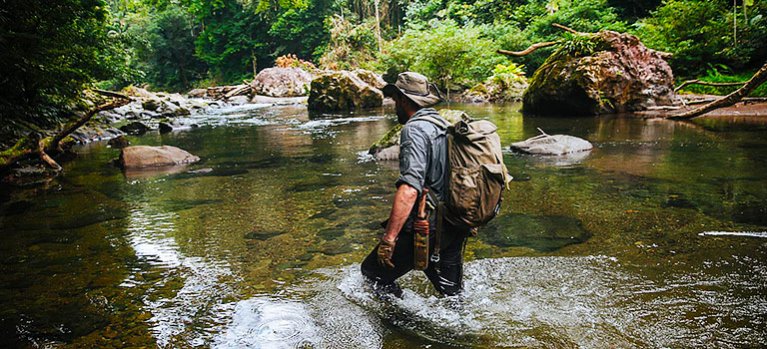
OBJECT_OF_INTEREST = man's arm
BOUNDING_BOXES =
[382,183,418,244]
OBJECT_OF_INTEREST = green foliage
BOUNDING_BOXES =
[490,63,527,87]
[193,0,269,84]
[268,0,333,61]
[145,5,207,90]
[678,64,767,97]
[380,19,508,90]
[319,15,379,70]
[556,32,600,58]
[0,0,121,140]
[488,0,628,74]
[635,0,767,76]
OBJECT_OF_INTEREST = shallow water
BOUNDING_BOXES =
[1,103,766,348]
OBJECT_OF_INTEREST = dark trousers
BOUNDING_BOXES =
[361,222,469,296]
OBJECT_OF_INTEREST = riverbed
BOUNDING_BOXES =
[1,102,765,348]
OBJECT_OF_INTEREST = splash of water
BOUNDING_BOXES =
[699,231,767,238]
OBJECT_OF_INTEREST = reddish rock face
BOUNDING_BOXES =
[251,67,314,97]
[523,30,675,115]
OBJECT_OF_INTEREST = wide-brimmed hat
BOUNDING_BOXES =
[382,72,443,108]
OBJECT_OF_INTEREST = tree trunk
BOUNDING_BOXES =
[669,61,767,120]
[47,93,131,154]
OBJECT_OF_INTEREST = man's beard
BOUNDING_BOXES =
[396,105,409,125]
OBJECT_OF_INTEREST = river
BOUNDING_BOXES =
[0,102,765,348]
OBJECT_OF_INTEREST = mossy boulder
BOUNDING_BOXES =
[308,71,383,111]
[523,30,674,115]
[368,109,464,161]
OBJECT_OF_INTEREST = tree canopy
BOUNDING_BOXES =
[2,0,766,143]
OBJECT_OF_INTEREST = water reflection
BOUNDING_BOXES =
[124,201,235,347]
[1,101,766,348]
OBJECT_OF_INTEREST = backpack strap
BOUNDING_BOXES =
[410,114,451,130]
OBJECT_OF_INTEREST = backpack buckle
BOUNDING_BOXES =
[430,253,440,263]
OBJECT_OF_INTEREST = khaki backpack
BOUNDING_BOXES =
[421,111,511,228]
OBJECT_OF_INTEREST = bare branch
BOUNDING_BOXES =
[669,61,767,120]
[497,41,558,56]
[552,23,580,34]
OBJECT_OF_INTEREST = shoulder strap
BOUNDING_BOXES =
[410,114,450,130]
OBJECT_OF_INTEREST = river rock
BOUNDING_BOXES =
[369,109,465,161]
[119,122,150,135]
[308,70,383,111]
[252,67,313,97]
[510,131,593,155]
[122,86,159,99]
[119,146,200,169]
[461,78,528,103]
[352,69,386,89]
[107,136,130,149]
[142,99,161,111]
[187,88,208,98]
[523,30,674,115]
[158,122,173,134]
[228,95,250,105]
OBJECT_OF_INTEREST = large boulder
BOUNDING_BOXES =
[352,69,387,89]
[308,71,384,111]
[523,30,674,115]
[119,145,200,169]
[252,67,313,97]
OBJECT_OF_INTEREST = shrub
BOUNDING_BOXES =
[318,15,379,70]
[379,19,508,91]
[635,0,767,76]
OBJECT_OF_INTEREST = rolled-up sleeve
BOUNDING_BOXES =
[396,123,430,193]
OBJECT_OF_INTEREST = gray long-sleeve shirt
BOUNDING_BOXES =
[395,108,449,203]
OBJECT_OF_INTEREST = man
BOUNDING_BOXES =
[361,72,470,298]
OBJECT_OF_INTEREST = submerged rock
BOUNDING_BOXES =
[119,145,200,169]
[308,70,383,111]
[510,130,593,155]
[119,122,150,135]
[252,67,313,97]
[480,213,591,252]
[523,30,674,115]
[1,164,59,187]
[107,136,130,149]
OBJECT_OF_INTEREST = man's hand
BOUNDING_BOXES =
[377,238,396,269]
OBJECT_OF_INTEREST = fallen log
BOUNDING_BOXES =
[48,91,131,154]
[224,84,252,99]
[2,90,131,172]
[38,138,62,171]
[669,61,767,120]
